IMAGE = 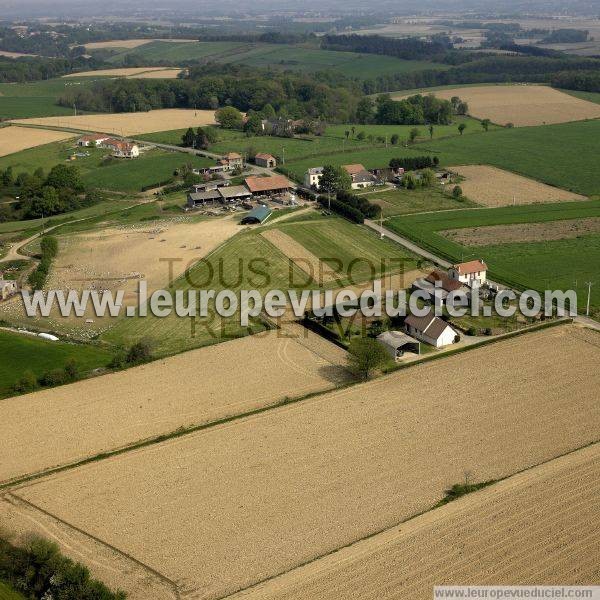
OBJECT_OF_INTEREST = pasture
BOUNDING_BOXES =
[385,200,600,312]
[0,140,212,192]
[235,442,600,599]
[7,325,599,600]
[12,109,216,136]
[0,77,95,119]
[0,329,112,399]
[394,84,600,126]
[449,165,586,206]
[0,126,76,158]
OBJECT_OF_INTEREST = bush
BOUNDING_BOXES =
[452,185,463,199]
[38,368,68,387]
[13,370,38,393]
[126,339,153,365]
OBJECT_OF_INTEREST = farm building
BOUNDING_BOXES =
[412,270,467,304]
[343,164,378,189]
[220,152,244,170]
[187,189,221,207]
[241,206,272,225]
[449,259,488,287]
[254,153,277,168]
[377,331,421,359]
[404,313,459,348]
[245,175,293,197]
[191,181,229,192]
[100,138,139,158]
[0,276,17,301]
[77,134,110,147]
[219,185,253,203]
[304,167,324,189]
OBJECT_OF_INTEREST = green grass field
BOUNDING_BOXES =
[365,185,478,217]
[105,40,449,78]
[0,78,97,119]
[103,214,417,354]
[0,581,26,600]
[0,330,113,398]
[284,119,600,195]
[0,140,212,192]
[560,89,600,105]
[385,200,600,312]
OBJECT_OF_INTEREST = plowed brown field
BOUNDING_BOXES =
[6,325,599,600]
[230,443,600,600]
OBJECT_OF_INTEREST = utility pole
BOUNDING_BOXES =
[585,281,593,316]
[282,146,285,165]
[380,208,384,239]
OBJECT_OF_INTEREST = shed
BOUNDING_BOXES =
[241,206,272,225]
[187,189,221,207]
[219,185,253,203]
[404,313,459,348]
[377,331,421,359]
[245,175,292,196]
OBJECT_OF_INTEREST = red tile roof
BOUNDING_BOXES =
[255,153,275,161]
[245,175,291,193]
[453,259,488,275]
[425,270,463,292]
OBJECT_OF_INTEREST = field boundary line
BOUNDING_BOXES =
[216,439,600,600]
[0,319,575,492]
[1,492,181,600]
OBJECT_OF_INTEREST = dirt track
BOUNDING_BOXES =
[12,109,216,136]
[449,165,586,206]
[231,443,600,599]
[7,325,599,600]
[0,126,75,158]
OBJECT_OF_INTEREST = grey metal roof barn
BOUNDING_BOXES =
[241,206,272,224]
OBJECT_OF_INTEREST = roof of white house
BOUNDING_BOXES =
[453,259,488,275]
[405,313,455,340]
[306,167,324,175]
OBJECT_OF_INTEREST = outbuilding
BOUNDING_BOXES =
[187,189,221,208]
[404,313,459,348]
[254,153,277,168]
[245,175,292,197]
[377,331,421,359]
[241,205,272,225]
[219,185,253,203]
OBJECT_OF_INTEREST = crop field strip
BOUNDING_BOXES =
[3,325,599,600]
[0,126,76,158]
[230,443,600,599]
[0,329,351,485]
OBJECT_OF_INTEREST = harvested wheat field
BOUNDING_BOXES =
[0,328,350,484]
[81,38,197,50]
[231,443,600,600]
[443,217,600,246]
[395,85,600,126]
[12,108,216,136]
[262,229,339,284]
[0,126,75,158]
[64,67,183,79]
[6,325,599,600]
[449,165,586,206]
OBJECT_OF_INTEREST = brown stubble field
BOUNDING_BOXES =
[0,329,351,485]
[394,85,600,126]
[231,443,600,600]
[12,109,216,136]
[4,324,599,600]
[448,165,586,207]
[0,126,76,158]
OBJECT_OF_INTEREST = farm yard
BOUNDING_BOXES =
[12,108,216,136]
[393,84,600,126]
[234,442,600,600]
[0,329,351,484]
[0,126,75,158]
[386,200,600,313]
[448,165,587,207]
[3,325,598,600]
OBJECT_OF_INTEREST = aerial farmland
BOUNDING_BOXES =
[0,8,599,600]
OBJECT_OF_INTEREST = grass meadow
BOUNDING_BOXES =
[0,141,212,192]
[386,200,600,312]
[0,330,112,398]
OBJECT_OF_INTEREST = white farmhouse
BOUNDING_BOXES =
[304,167,324,189]
[101,139,140,159]
[404,313,459,348]
[77,134,110,147]
[448,259,488,287]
